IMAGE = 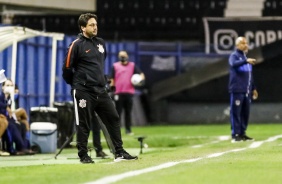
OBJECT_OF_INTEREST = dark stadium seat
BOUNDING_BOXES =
[10,0,228,41]
[263,0,282,16]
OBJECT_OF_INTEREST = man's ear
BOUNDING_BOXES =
[81,26,85,32]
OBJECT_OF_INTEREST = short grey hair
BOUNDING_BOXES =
[235,37,245,46]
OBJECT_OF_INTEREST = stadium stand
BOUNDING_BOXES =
[225,0,264,17]
[9,0,227,41]
[263,0,282,16]
[3,0,282,124]
[6,0,282,40]
[11,15,79,35]
[96,0,227,41]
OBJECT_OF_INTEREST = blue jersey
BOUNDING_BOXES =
[228,49,255,93]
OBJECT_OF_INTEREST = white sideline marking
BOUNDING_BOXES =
[85,135,282,184]
[207,152,226,158]
[191,135,230,148]
[249,141,263,148]
[183,157,203,163]
[218,135,230,141]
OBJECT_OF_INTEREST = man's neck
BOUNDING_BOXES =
[82,33,95,39]
[120,61,129,65]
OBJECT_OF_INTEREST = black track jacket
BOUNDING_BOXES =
[62,34,107,94]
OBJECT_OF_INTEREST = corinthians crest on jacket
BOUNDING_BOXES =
[79,99,87,108]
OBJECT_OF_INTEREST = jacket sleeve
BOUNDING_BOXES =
[102,40,107,61]
[229,54,247,68]
[133,63,142,74]
[62,39,78,85]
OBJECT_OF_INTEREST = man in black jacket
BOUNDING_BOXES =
[62,13,138,163]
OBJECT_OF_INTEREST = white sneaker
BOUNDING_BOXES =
[126,132,134,136]
[0,150,10,156]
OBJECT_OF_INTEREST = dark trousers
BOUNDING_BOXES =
[230,93,251,136]
[16,122,30,149]
[91,113,102,152]
[73,89,123,158]
[2,117,26,153]
[114,93,133,133]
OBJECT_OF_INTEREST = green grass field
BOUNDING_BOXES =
[1,123,282,184]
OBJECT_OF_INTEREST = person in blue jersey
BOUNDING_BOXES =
[1,80,34,155]
[228,36,258,143]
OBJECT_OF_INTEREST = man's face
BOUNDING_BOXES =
[237,38,249,53]
[118,51,129,64]
[82,18,98,38]
[118,51,128,59]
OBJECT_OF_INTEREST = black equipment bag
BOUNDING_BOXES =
[53,101,75,147]
[30,106,59,124]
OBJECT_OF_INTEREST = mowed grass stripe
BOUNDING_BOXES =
[1,124,281,184]
[86,135,282,184]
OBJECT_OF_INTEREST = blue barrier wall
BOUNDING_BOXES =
[0,35,173,112]
[0,34,217,113]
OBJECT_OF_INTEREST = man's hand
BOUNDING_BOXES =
[110,85,116,93]
[247,58,256,65]
[252,89,258,100]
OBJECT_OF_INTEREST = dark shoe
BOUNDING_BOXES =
[114,150,138,162]
[231,134,243,143]
[14,151,26,156]
[80,155,94,164]
[242,135,254,141]
[24,149,35,155]
[96,151,109,159]
[126,130,134,136]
